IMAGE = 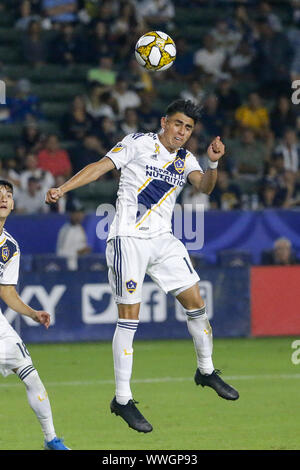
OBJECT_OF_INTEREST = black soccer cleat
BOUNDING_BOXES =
[110,396,153,433]
[194,368,239,401]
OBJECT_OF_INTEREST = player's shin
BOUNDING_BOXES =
[186,306,214,375]
[112,319,139,405]
[17,366,56,442]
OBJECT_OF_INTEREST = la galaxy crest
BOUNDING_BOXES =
[2,245,9,262]
[126,279,137,294]
[174,157,185,174]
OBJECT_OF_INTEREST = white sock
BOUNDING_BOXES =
[186,307,214,375]
[112,319,139,405]
[17,365,56,442]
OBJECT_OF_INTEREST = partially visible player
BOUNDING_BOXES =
[46,99,239,434]
[0,180,70,450]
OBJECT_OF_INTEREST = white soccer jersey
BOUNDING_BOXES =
[0,228,20,336]
[106,132,203,240]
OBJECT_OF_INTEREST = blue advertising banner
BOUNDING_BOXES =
[4,209,300,265]
[2,267,250,343]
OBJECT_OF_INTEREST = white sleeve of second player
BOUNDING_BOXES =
[105,134,137,170]
[185,153,204,179]
[0,252,20,285]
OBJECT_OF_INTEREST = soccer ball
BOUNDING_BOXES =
[135,31,176,72]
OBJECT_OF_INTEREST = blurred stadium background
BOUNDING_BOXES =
[0,0,300,451]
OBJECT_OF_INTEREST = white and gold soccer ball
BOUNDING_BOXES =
[135,31,176,72]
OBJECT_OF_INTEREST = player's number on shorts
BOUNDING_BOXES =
[16,342,30,358]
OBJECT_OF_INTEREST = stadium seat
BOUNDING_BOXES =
[77,254,107,272]
[217,250,252,267]
[32,254,68,272]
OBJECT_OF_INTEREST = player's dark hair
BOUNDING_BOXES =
[0,179,13,193]
[165,99,202,123]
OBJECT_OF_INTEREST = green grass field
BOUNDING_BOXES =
[0,337,299,450]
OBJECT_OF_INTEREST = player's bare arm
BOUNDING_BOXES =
[0,284,50,328]
[45,156,115,204]
[188,136,225,194]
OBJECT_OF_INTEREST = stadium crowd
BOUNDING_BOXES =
[0,0,300,214]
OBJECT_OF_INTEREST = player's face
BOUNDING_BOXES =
[159,112,195,152]
[0,186,14,218]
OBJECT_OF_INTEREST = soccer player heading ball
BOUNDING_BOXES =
[46,99,239,434]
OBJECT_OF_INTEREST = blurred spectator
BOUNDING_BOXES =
[258,157,290,208]
[70,134,106,174]
[254,18,294,98]
[274,129,300,199]
[215,76,241,121]
[229,127,268,193]
[274,129,300,175]
[261,237,300,265]
[210,18,242,56]
[210,170,242,210]
[256,1,283,32]
[231,5,254,40]
[180,79,205,106]
[61,95,94,141]
[138,92,160,132]
[14,176,50,214]
[137,0,175,32]
[227,40,255,80]
[41,0,78,24]
[20,121,44,153]
[37,134,72,178]
[199,93,225,138]
[0,157,22,189]
[119,108,139,135]
[15,0,45,31]
[56,200,91,270]
[22,19,47,67]
[88,0,117,27]
[193,33,226,82]
[5,79,43,123]
[48,23,86,65]
[110,1,140,38]
[235,91,270,138]
[84,82,117,120]
[170,36,195,80]
[122,58,153,93]
[112,75,141,119]
[86,21,110,63]
[19,153,55,194]
[287,25,300,81]
[91,116,120,152]
[270,96,298,139]
[87,55,117,87]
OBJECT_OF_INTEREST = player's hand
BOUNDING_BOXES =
[33,311,51,329]
[45,187,63,204]
[207,136,225,162]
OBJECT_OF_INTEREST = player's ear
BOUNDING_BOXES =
[161,116,166,130]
